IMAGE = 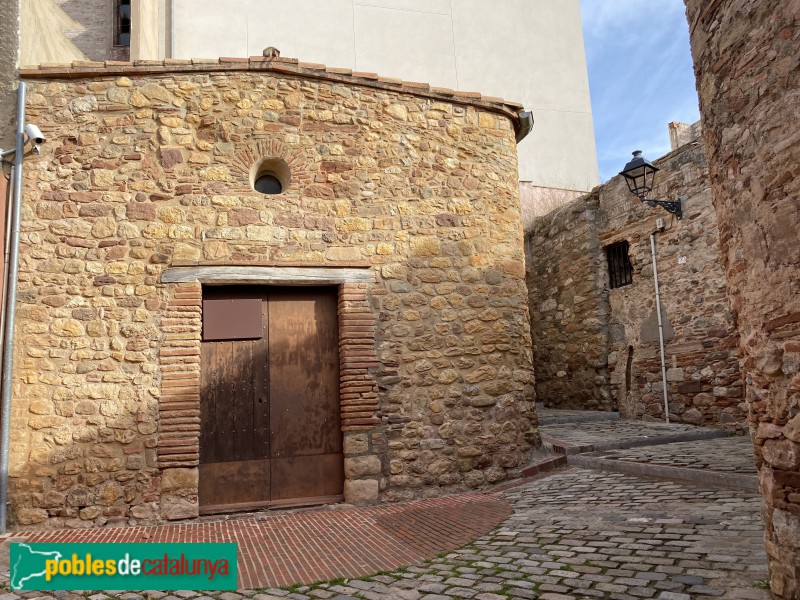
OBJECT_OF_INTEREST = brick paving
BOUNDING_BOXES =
[0,493,511,589]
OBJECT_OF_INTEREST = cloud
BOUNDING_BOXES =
[581,0,700,181]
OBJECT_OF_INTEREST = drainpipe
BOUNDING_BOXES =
[650,230,670,423]
[0,165,16,379]
[0,81,27,533]
[515,111,534,144]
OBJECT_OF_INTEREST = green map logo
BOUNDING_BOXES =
[10,543,237,590]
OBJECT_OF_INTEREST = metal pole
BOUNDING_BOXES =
[650,232,670,423]
[0,81,27,533]
[0,165,16,378]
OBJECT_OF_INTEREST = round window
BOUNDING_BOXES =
[251,158,290,195]
[254,173,283,195]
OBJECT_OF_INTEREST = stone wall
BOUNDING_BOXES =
[9,57,538,529]
[525,193,611,410]
[527,142,745,431]
[683,1,800,596]
[599,144,744,430]
[668,121,702,151]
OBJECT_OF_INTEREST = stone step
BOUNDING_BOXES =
[540,421,730,455]
[568,452,758,491]
[520,454,567,477]
[538,409,621,425]
[567,436,759,491]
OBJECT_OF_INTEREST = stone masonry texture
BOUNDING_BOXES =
[525,193,611,411]
[526,142,745,431]
[8,58,538,530]
[683,0,800,597]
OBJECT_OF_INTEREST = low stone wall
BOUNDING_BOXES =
[9,58,538,529]
[526,143,745,431]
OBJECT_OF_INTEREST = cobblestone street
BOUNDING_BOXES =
[0,414,769,599]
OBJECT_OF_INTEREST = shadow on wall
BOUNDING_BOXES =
[520,184,586,232]
[20,0,87,65]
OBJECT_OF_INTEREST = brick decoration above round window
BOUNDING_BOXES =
[252,157,290,195]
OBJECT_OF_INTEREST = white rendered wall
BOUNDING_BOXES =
[170,0,599,191]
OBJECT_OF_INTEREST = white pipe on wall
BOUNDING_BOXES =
[0,82,27,533]
[650,232,670,423]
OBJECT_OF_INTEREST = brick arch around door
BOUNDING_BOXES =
[155,267,383,520]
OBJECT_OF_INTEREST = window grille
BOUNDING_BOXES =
[606,241,633,289]
[116,0,131,46]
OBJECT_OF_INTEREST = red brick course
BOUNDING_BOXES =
[158,283,203,469]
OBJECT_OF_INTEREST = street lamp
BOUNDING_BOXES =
[620,150,683,219]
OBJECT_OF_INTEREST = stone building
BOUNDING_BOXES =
[526,140,746,431]
[683,1,800,596]
[11,0,600,219]
[668,120,702,152]
[5,56,538,529]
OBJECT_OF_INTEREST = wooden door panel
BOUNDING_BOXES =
[200,285,342,511]
[269,287,341,459]
[270,454,344,502]
[200,287,271,466]
[199,459,270,510]
[231,341,255,461]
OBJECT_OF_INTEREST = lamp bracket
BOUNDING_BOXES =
[640,196,683,219]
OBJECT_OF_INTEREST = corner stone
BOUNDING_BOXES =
[344,479,379,503]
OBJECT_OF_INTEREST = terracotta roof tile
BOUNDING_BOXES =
[19,55,525,123]
[430,87,455,96]
[326,67,353,75]
[453,90,482,99]
[72,60,105,68]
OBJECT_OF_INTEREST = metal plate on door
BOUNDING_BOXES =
[202,298,263,341]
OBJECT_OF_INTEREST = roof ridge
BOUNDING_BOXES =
[19,55,526,114]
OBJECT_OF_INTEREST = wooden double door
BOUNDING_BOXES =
[199,286,342,513]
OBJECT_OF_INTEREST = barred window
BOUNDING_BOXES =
[116,0,131,46]
[606,241,633,289]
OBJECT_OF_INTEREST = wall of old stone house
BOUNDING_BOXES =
[525,194,611,410]
[683,1,800,596]
[8,59,537,529]
[599,143,744,430]
[527,142,745,430]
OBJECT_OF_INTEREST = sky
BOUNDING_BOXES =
[580,0,701,183]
